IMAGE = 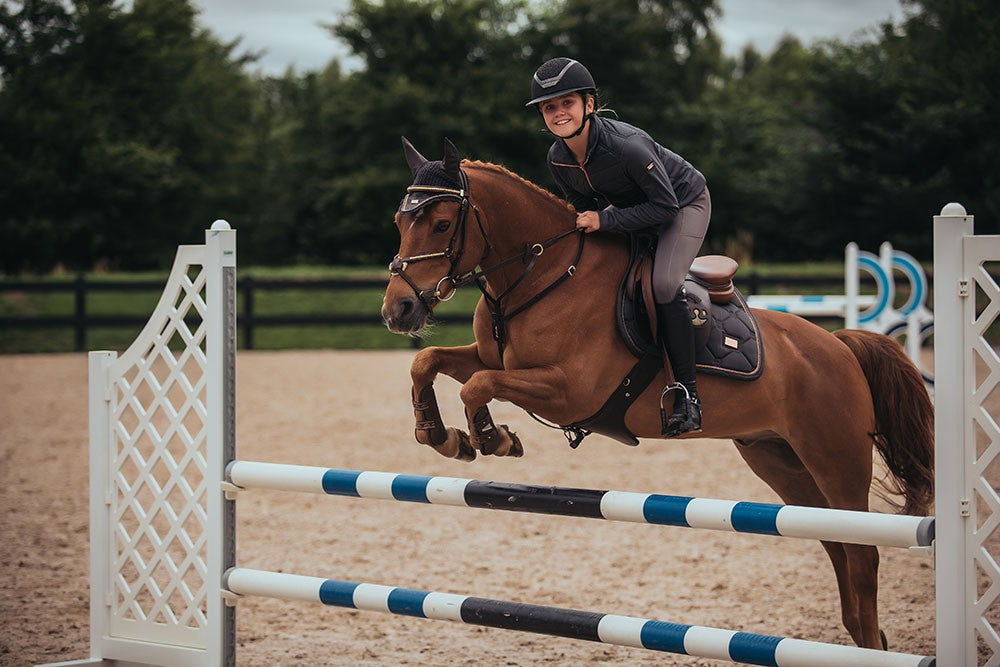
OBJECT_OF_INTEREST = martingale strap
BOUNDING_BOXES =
[478,230,585,362]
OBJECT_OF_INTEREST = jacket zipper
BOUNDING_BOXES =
[550,160,610,204]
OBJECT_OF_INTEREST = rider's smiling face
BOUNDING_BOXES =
[540,93,594,138]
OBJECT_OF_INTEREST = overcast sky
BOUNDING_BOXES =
[191,0,905,76]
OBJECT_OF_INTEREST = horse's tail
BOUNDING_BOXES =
[834,329,934,516]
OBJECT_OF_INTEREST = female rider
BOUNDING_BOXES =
[527,57,711,436]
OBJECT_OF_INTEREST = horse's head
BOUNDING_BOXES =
[382,137,488,334]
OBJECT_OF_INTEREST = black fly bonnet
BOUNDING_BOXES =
[398,137,467,215]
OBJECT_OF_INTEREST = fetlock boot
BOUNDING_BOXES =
[656,298,702,436]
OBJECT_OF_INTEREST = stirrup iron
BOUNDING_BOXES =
[659,382,687,433]
[660,383,702,436]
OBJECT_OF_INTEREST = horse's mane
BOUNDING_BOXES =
[463,160,574,214]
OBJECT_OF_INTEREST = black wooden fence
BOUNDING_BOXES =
[234,276,472,350]
[0,273,899,352]
[1,275,468,351]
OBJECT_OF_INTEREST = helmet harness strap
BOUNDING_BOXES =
[565,111,593,138]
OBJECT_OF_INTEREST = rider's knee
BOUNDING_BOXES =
[654,282,686,305]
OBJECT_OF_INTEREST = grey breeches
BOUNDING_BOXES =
[652,187,711,304]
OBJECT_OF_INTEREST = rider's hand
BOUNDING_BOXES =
[576,211,601,233]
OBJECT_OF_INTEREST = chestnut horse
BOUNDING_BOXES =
[381,139,933,651]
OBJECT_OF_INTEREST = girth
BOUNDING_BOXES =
[562,349,663,447]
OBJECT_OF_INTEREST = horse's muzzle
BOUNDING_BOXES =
[382,295,429,334]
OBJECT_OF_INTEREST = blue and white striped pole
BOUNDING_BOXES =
[746,294,878,318]
[226,462,934,550]
[223,568,934,667]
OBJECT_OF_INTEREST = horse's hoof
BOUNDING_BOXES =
[880,629,888,650]
[436,427,476,461]
[503,427,524,457]
[452,429,477,462]
[456,439,477,462]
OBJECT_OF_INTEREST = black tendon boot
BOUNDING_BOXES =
[656,296,702,436]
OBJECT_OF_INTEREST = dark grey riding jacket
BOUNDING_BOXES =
[547,115,706,232]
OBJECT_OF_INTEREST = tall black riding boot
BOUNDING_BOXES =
[656,297,702,436]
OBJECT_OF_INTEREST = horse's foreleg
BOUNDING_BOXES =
[460,366,568,457]
[409,344,491,461]
[463,403,523,457]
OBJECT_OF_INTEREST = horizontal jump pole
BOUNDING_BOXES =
[226,461,934,549]
[746,294,877,316]
[224,568,934,667]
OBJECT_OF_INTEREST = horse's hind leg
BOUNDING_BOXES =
[734,435,882,649]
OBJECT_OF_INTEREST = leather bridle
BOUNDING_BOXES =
[389,169,585,359]
[389,171,488,311]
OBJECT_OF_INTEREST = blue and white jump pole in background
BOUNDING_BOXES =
[746,242,933,384]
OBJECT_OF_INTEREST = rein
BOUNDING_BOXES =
[389,170,586,362]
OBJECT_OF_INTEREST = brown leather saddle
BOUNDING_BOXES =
[562,234,764,448]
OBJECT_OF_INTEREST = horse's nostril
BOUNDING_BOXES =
[398,298,415,319]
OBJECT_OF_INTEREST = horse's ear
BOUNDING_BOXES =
[442,138,461,179]
[401,136,428,176]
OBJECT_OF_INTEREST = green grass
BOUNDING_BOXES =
[740,261,845,277]
[1,261,869,354]
[242,265,387,279]
[243,325,475,350]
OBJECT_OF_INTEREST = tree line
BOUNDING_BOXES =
[1,0,996,272]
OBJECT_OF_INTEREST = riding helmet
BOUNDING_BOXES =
[526,57,596,107]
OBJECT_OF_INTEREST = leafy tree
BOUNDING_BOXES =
[0,0,258,271]
[4,0,996,270]
[802,0,1000,257]
[1,0,84,271]
[237,66,343,264]
[694,37,829,261]
[296,0,542,264]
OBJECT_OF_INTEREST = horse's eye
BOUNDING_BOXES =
[433,220,451,233]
